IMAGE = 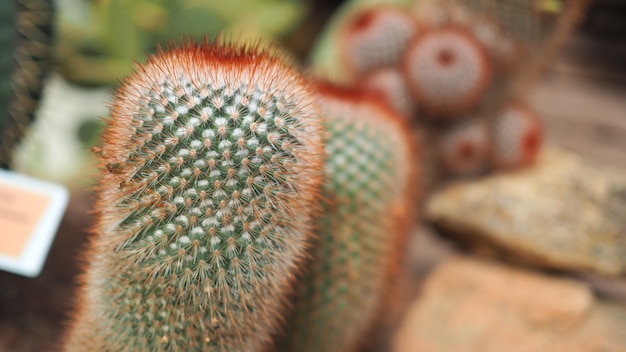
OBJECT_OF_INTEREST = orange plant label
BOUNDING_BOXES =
[0,170,68,277]
[0,182,51,258]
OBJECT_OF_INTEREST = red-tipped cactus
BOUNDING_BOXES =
[63,41,324,351]
[438,118,490,176]
[358,68,416,119]
[282,83,418,352]
[340,6,417,77]
[403,26,492,117]
[491,102,542,170]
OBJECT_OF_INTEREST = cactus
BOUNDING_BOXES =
[358,68,416,119]
[402,26,492,117]
[0,0,55,168]
[437,118,490,176]
[340,6,416,77]
[281,84,417,352]
[63,41,324,351]
[491,102,542,170]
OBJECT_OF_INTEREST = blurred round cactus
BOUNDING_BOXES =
[437,118,490,176]
[357,68,416,118]
[308,0,588,180]
[491,102,543,170]
[340,6,416,76]
[402,26,492,117]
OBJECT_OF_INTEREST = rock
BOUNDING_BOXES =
[426,148,626,276]
[393,257,626,352]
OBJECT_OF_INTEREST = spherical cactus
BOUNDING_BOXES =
[358,68,416,119]
[281,83,418,352]
[340,6,416,77]
[491,102,542,170]
[0,0,55,168]
[437,118,490,176]
[63,41,324,351]
[402,26,492,117]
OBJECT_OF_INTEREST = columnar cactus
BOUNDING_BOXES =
[282,84,417,352]
[0,0,55,168]
[63,41,324,351]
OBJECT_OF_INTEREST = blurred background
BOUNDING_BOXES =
[0,0,625,351]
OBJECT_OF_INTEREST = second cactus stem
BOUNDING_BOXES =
[280,84,418,352]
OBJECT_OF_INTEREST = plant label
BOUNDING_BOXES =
[0,169,68,277]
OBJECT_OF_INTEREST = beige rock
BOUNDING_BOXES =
[426,148,626,276]
[394,257,626,352]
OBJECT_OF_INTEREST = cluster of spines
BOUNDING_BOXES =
[63,41,324,351]
[281,83,417,352]
[0,0,55,168]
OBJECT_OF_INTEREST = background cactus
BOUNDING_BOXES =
[437,118,490,176]
[63,41,324,351]
[281,84,418,352]
[491,102,542,170]
[402,25,492,117]
[340,6,416,77]
[307,0,589,180]
[357,68,416,118]
[0,0,55,169]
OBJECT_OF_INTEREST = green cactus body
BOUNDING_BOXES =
[0,0,55,168]
[64,42,324,351]
[283,84,417,352]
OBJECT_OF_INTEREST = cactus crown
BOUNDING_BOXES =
[65,41,323,351]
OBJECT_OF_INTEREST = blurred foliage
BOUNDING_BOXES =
[0,0,55,169]
[55,0,308,86]
[0,1,17,131]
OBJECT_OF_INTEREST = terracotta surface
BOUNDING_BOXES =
[394,257,626,352]
[0,182,51,259]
